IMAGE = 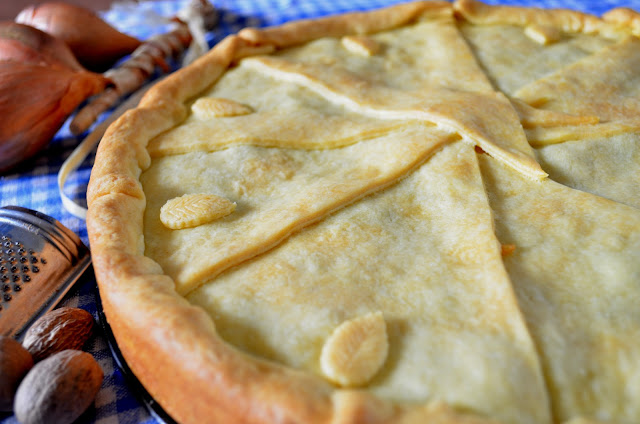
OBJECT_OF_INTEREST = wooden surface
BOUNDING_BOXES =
[0,0,117,20]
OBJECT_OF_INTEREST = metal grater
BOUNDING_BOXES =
[0,206,91,341]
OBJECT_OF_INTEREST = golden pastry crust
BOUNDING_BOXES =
[89,4,501,423]
[602,7,640,36]
[237,1,451,47]
[87,1,640,423]
[454,0,630,39]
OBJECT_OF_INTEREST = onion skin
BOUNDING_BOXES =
[16,2,142,72]
[0,22,84,71]
[0,62,109,173]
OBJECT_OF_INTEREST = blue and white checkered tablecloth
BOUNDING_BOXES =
[0,0,638,423]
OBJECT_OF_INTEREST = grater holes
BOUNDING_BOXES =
[0,233,46,314]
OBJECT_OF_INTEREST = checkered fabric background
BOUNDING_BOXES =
[0,0,638,423]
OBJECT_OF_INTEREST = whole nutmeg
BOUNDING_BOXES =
[14,350,104,424]
[0,336,34,411]
[22,307,95,362]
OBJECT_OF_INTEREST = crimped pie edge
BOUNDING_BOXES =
[86,2,639,423]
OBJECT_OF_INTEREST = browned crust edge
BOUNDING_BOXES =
[454,0,636,40]
[602,6,640,36]
[238,1,451,48]
[86,1,634,423]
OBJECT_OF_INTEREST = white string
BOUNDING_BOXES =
[58,84,156,220]
[176,0,216,66]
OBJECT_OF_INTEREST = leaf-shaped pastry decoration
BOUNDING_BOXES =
[191,97,254,119]
[524,24,562,45]
[160,194,236,230]
[341,35,382,56]
[320,311,388,387]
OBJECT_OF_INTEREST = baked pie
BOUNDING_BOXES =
[87,1,640,423]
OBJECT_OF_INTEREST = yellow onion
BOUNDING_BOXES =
[16,2,142,72]
[0,61,109,172]
[0,22,83,70]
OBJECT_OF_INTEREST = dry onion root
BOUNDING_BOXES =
[69,0,218,135]
[68,25,192,135]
